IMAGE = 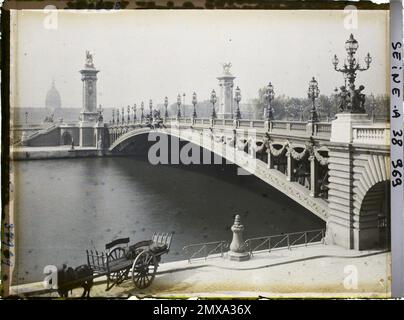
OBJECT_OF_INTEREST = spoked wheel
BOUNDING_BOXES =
[107,247,129,287]
[131,250,158,289]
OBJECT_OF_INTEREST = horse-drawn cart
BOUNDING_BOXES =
[87,232,173,291]
[57,232,173,297]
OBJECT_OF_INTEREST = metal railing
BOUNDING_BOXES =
[182,241,229,263]
[244,229,325,256]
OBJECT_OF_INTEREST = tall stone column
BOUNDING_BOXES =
[79,51,100,147]
[217,63,235,119]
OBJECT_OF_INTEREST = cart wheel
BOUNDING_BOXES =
[107,247,129,286]
[131,250,157,289]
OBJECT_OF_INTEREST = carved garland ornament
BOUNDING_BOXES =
[269,141,288,157]
[313,147,329,166]
[287,143,310,161]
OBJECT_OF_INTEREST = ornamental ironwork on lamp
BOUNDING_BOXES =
[177,94,182,118]
[307,77,320,122]
[210,89,217,119]
[149,99,153,118]
[140,101,144,121]
[132,103,137,122]
[263,82,275,120]
[164,96,169,118]
[234,86,242,120]
[192,92,198,118]
[183,93,186,117]
[332,34,371,114]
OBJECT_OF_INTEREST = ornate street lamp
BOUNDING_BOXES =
[192,92,197,118]
[121,107,125,123]
[263,82,275,120]
[132,103,137,122]
[127,105,131,123]
[149,99,153,118]
[234,86,242,120]
[164,96,169,118]
[332,34,372,113]
[25,111,28,124]
[140,101,144,122]
[112,109,115,124]
[183,93,186,117]
[177,94,182,118]
[116,108,120,124]
[307,77,320,122]
[210,89,217,119]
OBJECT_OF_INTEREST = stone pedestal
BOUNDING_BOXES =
[79,122,96,147]
[330,113,370,143]
[228,215,250,261]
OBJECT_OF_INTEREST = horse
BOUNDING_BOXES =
[57,264,94,298]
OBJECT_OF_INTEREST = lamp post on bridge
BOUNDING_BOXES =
[164,96,169,118]
[127,105,131,123]
[116,108,120,124]
[182,93,186,118]
[332,34,372,113]
[112,109,115,124]
[192,92,197,118]
[121,107,125,124]
[307,77,319,123]
[263,82,275,121]
[132,103,137,122]
[210,89,217,119]
[234,86,242,120]
[25,111,28,124]
[149,99,153,120]
[177,94,182,118]
[140,101,144,122]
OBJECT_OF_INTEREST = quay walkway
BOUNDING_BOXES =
[10,244,390,298]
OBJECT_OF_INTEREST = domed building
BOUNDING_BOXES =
[45,80,62,110]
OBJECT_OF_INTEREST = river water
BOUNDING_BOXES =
[12,157,324,284]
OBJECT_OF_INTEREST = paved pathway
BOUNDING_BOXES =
[10,244,390,298]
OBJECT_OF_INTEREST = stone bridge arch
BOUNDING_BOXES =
[109,127,329,221]
[326,147,390,250]
[353,154,390,250]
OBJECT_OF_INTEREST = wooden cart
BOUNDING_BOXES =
[86,232,173,291]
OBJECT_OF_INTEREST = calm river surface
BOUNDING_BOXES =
[12,157,324,284]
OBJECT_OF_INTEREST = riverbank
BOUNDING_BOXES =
[10,146,102,160]
[10,244,390,298]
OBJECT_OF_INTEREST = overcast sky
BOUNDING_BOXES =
[11,9,388,108]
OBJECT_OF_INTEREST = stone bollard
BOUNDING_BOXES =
[228,215,250,261]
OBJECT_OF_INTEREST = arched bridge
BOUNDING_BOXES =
[17,115,390,251]
[107,116,390,251]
